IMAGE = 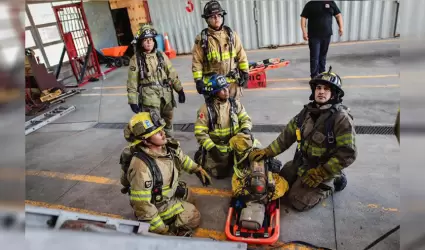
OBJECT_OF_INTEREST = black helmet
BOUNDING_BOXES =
[201,0,227,19]
[309,66,344,101]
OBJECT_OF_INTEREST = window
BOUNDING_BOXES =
[28,3,57,25]
[25,30,36,48]
[38,26,61,44]
[44,43,69,66]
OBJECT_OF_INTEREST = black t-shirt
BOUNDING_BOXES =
[300,1,341,38]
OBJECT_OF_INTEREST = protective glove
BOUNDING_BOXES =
[240,128,251,135]
[239,71,249,87]
[249,147,274,162]
[178,89,186,103]
[195,80,205,94]
[209,146,225,162]
[193,166,212,186]
[301,166,332,188]
[130,104,140,114]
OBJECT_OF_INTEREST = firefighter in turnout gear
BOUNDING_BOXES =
[119,110,211,235]
[194,74,252,178]
[127,24,186,137]
[249,67,357,211]
[192,0,249,100]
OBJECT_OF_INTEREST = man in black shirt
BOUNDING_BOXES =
[301,1,344,79]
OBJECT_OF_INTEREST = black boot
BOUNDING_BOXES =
[334,172,347,192]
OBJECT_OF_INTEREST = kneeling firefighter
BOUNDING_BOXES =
[229,133,289,230]
[250,67,357,211]
[193,74,252,178]
[119,110,212,235]
[127,24,186,137]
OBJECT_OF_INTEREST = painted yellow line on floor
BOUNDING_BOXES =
[26,170,233,198]
[86,84,399,96]
[93,74,398,89]
[25,200,123,218]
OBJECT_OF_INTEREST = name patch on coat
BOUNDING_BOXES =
[145,181,152,188]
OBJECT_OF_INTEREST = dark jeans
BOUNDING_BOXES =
[308,36,331,78]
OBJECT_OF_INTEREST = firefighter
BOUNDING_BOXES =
[193,73,252,178]
[127,24,186,137]
[119,110,212,235]
[192,0,249,100]
[249,67,357,211]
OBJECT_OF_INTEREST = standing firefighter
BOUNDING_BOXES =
[119,110,212,235]
[127,24,186,137]
[250,67,357,211]
[192,0,249,100]
[194,74,252,179]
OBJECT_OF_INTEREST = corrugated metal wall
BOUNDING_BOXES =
[147,0,399,54]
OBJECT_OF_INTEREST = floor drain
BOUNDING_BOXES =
[93,123,394,135]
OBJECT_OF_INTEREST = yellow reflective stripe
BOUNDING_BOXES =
[216,144,229,153]
[207,51,236,61]
[270,140,281,155]
[336,134,354,147]
[130,189,152,202]
[238,112,248,121]
[326,157,342,174]
[193,71,203,79]
[149,215,164,231]
[162,185,172,196]
[159,202,184,220]
[239,62,249,70]
[240,123,252,130]
[203,138,215,150]
[210,125,240,136]
[287,120,297,134]
[183,156,195,172]
[194,125,208,135]
[226,77,237,83]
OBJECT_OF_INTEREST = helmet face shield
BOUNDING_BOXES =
[149,109,166,128]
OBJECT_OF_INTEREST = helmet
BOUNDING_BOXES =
[126,110,165,141]
[204,74,229,96]
[201,0,227,18]
[133,24,158,43]
[309,66,344,101]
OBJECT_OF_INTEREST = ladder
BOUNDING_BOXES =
[25,105,76,135]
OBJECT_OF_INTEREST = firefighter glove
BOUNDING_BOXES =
[209,146,225,162]
[249,147,274,162]
[239,72,249,87]
[130,104,140,114]
[195,80,205,94]
[178,89,186,103]
[194,166,212,186]
[301,166,332,188]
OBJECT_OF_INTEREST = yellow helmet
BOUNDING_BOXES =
[127,110,166,141]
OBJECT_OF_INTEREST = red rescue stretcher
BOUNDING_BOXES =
[224,198,280,245]
[246,58,290,89]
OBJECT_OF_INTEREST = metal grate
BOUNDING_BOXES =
[93,123,395,135]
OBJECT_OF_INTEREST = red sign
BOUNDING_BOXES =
[186,0,194,12]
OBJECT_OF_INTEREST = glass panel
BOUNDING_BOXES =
[1,46,19,67]
[0,4,10,21]
[52,1,74,6]
[25,30,36,48]
[28,3,57,25]
[38,26,61,44]
[44,43,69,66]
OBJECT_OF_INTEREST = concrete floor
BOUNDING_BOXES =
[26,39,400,250]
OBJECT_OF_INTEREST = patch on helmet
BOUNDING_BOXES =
[145,181,152,188]
[321,75,331,81]
[144,120,153,129]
